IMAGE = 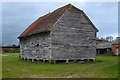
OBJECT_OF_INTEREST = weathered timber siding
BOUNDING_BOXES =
[20,32,51,60]
[19,7,97,61]
[51,9,97,60]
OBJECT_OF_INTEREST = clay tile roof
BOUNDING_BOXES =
[18,4,98,38]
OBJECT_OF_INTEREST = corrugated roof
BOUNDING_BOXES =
[96,42,112,49]
[112,37,120,44]
[18,4,98,38]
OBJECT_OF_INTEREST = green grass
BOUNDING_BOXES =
[1,53,119,78]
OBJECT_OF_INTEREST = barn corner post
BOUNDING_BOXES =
[95,50,97,62]
[49,50,56,64]
[48,32,56,64]
[18,37,23,60]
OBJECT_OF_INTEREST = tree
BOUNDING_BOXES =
[105,36,113,42]
[96,36,114,42]
[100,37,106,42]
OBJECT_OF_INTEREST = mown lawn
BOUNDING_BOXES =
[1,53,119,78]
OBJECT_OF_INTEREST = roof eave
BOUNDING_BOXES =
[18,30,51,39]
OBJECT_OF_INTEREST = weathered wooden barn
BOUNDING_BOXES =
[18,4,98,62]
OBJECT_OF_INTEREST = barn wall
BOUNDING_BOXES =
[51,9,97,60]
[20,32,51,60]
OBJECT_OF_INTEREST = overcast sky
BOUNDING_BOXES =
[2,2,118,45]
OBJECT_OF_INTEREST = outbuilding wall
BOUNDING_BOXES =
[112,44,120,55]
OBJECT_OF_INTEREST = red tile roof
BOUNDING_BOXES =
[18,4,98,38]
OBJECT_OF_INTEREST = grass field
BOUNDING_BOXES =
[1,53,119,78]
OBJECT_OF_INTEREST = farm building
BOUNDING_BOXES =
[112,37,120,56]
[96,42,112,54]
[18,4,98,62]
[0,46,20,53]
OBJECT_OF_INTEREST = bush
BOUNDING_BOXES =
[48,60,56,64]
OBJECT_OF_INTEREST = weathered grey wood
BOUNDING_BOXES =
[51,9,97,60]
[19,6,98,62]
[20,32,51,61]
